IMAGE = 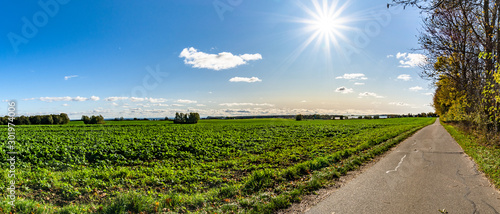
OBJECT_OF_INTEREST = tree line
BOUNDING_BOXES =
[81,115,105,124]
[174,112,200,124]
[0,113,70,125]
[391,0,500,135]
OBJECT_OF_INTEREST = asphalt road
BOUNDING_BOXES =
[306,118,500,214]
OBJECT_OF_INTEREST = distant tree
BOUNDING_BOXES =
[52,114,62,124]
[90,115,105,124]
[188,112,200,124]
[14,116,30,125]
[81,115,90,124]
[358,116,363,119]
[61,114,70,124]
[364,116,372,120]
[164,116,169,121]
[30,115,42,125]
[296,114,303,121]
[174,112,200,124]
[120,117,124,121]
[374,115,380,119]
[42,115,53,125]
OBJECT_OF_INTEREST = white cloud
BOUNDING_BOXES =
[90,96,100,101]
[396,52,427,68]
[105,97,129,101]
[240,54,262,61]
[196,104,206,107]
[354,82,365,85]
[64,75,78,80]
[152,103,169,107]
[72,96,88,102]
[171,104,184,107]
[301,100,307,103]
[62,103,69,106]
[39,96,93,102]
[336,73,368,80]
[335,86,354,94]
[176,99,197,104]
[148,98,167,103]
[130,97,146,102]
[229,77,262,83]
[423,92,434,96]
[219,103,274,107]
[397,74,412,81]
[389,102,410,107]
[358,92,384,98]
[179,47,262,70]
[409,86,423,92]
[387,55,394,58]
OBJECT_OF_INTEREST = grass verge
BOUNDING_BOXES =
[441,121,500,188]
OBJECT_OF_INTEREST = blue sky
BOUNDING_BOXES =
[1,0,433,119]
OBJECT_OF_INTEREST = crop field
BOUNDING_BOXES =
[0,118,435,213]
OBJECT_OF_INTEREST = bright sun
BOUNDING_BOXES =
[296,0,354,57]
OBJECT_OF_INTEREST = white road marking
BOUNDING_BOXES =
[386,155,407,174]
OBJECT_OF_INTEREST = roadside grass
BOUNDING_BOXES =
[441,121,500,188]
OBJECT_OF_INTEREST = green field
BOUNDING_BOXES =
[0,118,435,213]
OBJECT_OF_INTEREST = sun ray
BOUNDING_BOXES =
[293,0,357,61]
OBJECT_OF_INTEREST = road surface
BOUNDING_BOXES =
[306,118,500,214]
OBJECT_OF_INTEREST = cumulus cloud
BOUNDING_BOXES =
[397,74,412,81]
[105,97,129,102]
[176,99,197,104]
[335,86,354,94]
[336,73,368,80]
[409,86,423,92]
[148,98,167,103]
[129,97,146,102]
[104,97,167,103]
[64,75,78,80]
[219,103,274,107]
[229,77,262,83]
[354,82,365,85]
[389,102,410,107]
[179,47,262,70]
[38,96,98,102]
[358,92,384,98]
[396,52,427,68]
